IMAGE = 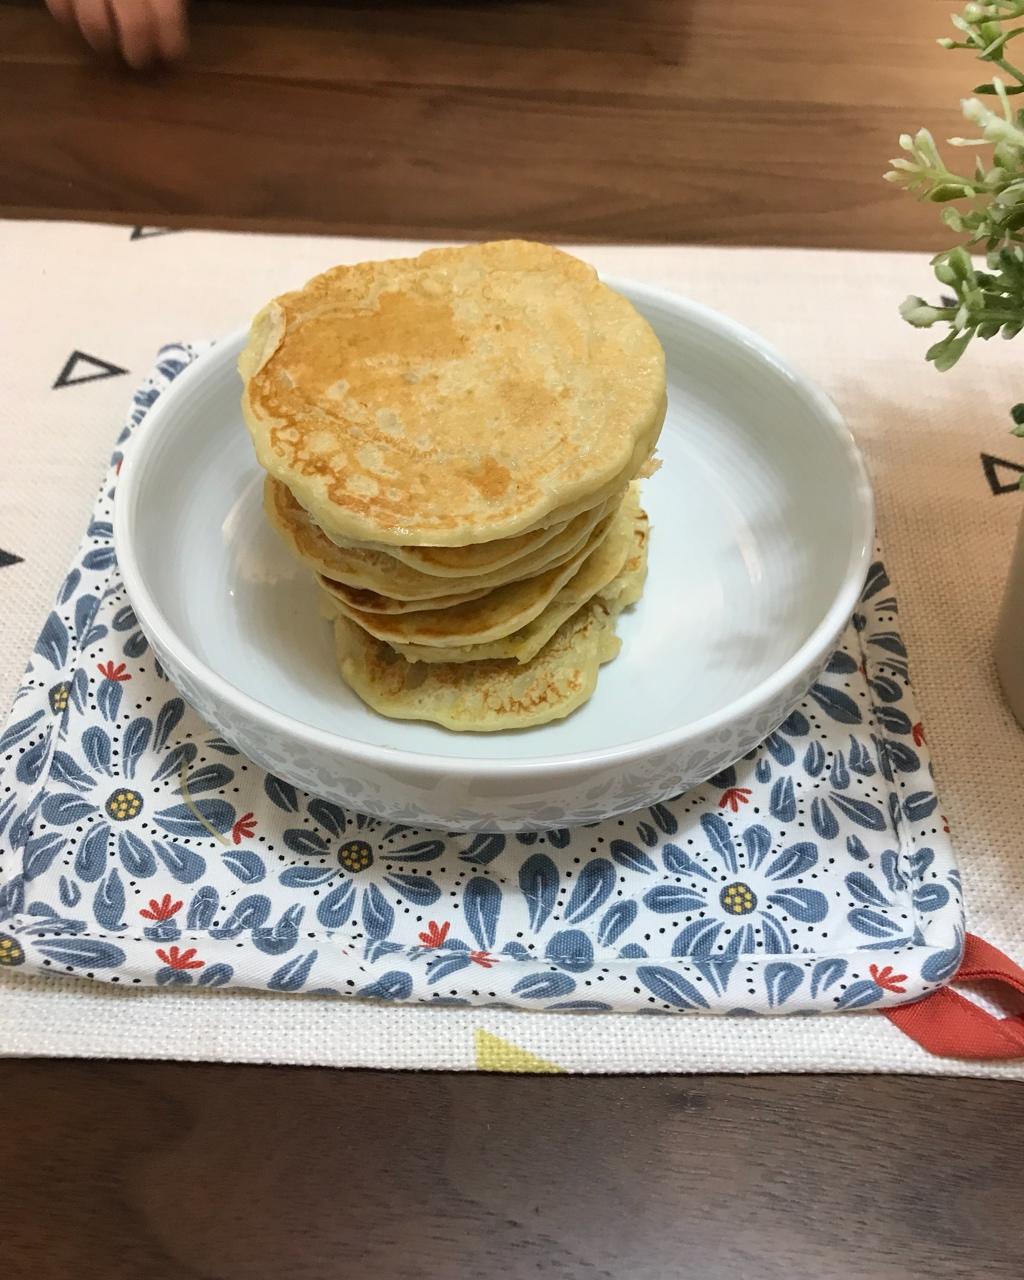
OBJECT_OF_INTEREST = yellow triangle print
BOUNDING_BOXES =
[474,1029,566,1074]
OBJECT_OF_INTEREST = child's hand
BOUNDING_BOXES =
[45,0,188,70]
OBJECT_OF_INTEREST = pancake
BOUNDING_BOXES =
[373,514,572,576]
[328,491,623,579]
[323,501,576,576]
[266,476,621,600]
[240,240,666,547]
[317,578,493,615]
[333,598,622,732]
[361,489,647,664]
[330,506,619,648]
[265,477,485,602]
[330,511,647,730]
[598,497,649,612]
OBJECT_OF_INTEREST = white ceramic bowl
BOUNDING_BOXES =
[114,280,874,832]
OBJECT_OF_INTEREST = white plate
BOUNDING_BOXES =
[114,280,874,831]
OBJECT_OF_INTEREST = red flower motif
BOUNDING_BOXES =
[941,814,951,834]
[418,920,450,948]
[156,945,204,971]
[140,894,183,922]
[115,457,124,476]
[912,722,926,747]
[469,950,496,969]
[869,963,907,994]
[719,787,752,813]
[231,812,257,845]
[97,660,131,682]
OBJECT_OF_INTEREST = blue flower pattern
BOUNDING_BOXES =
[0,349,964,1012]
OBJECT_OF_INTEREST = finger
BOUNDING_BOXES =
[44,0,75,26]
[109,0,158,69]
[69,0,118,56]
[148,0,189,63]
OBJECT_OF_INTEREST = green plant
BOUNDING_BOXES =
[887,1,1024,377]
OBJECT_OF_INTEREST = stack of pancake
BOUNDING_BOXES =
[239,241,666,731]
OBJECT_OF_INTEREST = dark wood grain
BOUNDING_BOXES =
[1,1060,1020,1280]
[0,0,971,246]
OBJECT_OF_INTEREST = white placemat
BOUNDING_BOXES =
[1,222,1022,1076]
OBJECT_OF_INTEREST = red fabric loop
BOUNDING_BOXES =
[884,933,1024,1061]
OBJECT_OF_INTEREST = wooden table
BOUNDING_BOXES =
[0,0,970,247]
[2,3,1020,1277]
[3,1062,1021,1278]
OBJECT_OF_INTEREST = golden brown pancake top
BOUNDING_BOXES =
[240,240,665,547]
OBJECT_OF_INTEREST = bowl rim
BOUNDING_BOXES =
[114,277,875,780]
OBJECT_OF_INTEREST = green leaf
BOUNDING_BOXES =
[928,183,974,202]
[974,82,1024,95]
[926,329,973,371]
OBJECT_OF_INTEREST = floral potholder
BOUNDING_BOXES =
[0,347,964,1014]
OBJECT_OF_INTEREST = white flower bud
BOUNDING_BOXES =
[900,297,945,327]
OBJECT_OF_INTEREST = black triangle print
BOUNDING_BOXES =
[0,549,22,569]
[53,350,129,390]
[981,452,1024,496]
[130,226,179,241]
